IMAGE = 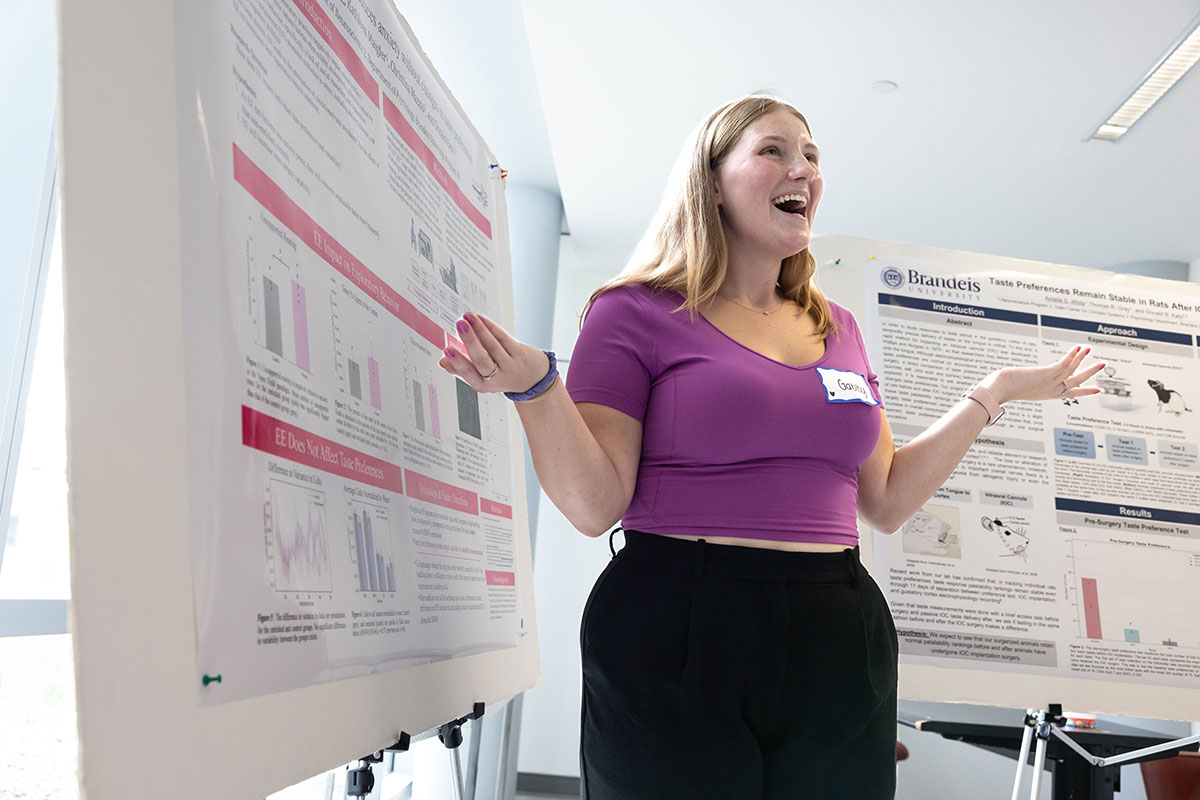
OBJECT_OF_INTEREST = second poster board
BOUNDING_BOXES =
[812,234,1200,721]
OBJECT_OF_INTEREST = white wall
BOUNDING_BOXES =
[516,238,624,777]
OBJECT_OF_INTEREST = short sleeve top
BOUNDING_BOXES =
[566,284,883,546]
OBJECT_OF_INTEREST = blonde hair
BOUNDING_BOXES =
[583,94,834,337]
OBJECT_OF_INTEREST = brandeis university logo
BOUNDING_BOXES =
[880,266,905,290]
[880,266,982,296]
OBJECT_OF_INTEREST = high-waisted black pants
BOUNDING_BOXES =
[579,531,898,799]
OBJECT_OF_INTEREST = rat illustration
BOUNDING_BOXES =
[981,516,1029,562]
[1147,379,1192,415]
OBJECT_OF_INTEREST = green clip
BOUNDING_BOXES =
[203,674,223,686]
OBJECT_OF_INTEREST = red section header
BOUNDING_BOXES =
[242,406,403,492]
[290,0,379,106]
[232,144,445,349]
[404,469,479,515]
[382,93,492,239]
[480,498,513,519]
[485,570,515,587]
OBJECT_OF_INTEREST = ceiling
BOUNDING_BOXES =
[402,0,1200,273]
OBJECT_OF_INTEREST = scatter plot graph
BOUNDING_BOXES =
[266,479,332,593]
[349,501,396,593]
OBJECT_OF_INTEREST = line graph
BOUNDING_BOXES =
[266,479,332,593]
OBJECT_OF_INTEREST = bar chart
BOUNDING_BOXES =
[405,351,442,439]
[248,225,312,373]
[329,282,384,411]
[266,479,332,593]
[1071,538,1200,649]
[349,501,396,593]
[344,353,383,410]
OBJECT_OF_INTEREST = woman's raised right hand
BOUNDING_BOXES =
[439,313,551,395]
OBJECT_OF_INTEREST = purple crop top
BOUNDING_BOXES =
[566,284,884,547]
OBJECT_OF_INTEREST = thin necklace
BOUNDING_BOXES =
[718,292,785,316]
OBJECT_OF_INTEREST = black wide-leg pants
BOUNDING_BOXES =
[580,531,899,800]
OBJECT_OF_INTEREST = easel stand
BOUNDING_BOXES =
[347,702,486,800]
[1011,704,1200,800]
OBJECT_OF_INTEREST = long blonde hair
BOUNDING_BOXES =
[583,94,834,336]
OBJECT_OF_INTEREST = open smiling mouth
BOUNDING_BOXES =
[771,194,808,218]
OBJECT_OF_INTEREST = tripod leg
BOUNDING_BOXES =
[1029,733,1048,800]
[448,746,465,800]
[495,700,514,800]
[466,717,482,799]
[1011,715,1035,800]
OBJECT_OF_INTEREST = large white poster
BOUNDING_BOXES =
[866,256,1200,692]
[177,0,524,703]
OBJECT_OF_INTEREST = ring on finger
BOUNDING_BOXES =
[482,364,499,380]
[1058,380,1069,396]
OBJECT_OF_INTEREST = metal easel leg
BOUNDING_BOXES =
[1029,730,1049,800]
[1011,709,1036,800]
[465,713,482,799]
[448,745,465,800]
[494,700,514,800]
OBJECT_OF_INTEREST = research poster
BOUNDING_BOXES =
[176,0,524,703]
[866,257,1200,691]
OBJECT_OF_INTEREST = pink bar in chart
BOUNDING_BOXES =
[291,279,310,372]
[368,356,381,409]
[429,385,440,438]
[1081,577,1103,639]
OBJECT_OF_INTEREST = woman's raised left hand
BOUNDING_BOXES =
[982,346,1105,404]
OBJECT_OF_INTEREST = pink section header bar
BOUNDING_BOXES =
[290,0,379,106]
[382,93,492,239]
[232,144,445,349]
[480,498,513,519]
[485,570,515,587]
[404,469,479,516]
[242,406,403,492]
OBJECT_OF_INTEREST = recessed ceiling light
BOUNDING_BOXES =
[1089,13,1200,141]
[870,80,898,93]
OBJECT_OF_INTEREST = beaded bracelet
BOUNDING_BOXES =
[504,351,558,402]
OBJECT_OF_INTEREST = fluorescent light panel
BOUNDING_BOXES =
[1090,18,1200,141]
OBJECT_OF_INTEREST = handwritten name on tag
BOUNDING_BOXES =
[816,367,879,405]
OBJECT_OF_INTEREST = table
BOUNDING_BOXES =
[898,701,1199,800]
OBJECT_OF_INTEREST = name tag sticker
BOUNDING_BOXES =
[816,367,879,405]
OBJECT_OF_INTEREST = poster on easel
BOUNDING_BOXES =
[863,252,1200,697]
[176,0,525,704]
[811,235,1200,719]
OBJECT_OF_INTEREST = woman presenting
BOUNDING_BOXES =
[437,95,1101,799]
